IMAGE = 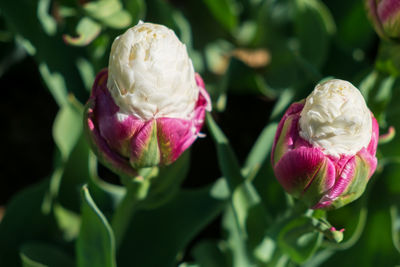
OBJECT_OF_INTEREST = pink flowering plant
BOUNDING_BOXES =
[1,1,400,267]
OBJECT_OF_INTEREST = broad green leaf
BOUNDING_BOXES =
[52,99,83,161]
[326,200,368,249]
[243,122,278,179]
[0,180,53,266]
[253,236,276,263]
[63,17,101,47]
[124,0,146,23]
[206,114,268,263]
[222,206,256,267]
[294,0,335,67]
[203,0,239,31]
[172,11,192,47]
[54,204,81,241]
[37,0,56,36]
[76,57,95,91]
[100,10,131,29]
[117,180,228,267]
[191,240,229,267]
[376,76,395,103]
[0,41,27,78]
[0,0,88,103]
[38,63,68,107]
[141,151,191,209]
[83,0,131,29]
[376,40,400,77]
[20,242,74,267]
[358,70,378,101]
[270,88,294,119]
[205,39,233,75]
[77,185,116,267]
[206,113,243,189]
[390,205,400,254]
[278,216,323,264]
[84,0,123,20]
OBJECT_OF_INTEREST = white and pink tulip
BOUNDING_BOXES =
[84,22,211,176]
[271,79,378,209]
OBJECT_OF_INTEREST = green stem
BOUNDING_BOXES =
[111,185,140,250]
[111,173,152,250]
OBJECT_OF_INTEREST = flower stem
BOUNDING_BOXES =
[111,173,152,250]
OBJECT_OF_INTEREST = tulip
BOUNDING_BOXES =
[84,22,211,176]
[271,79,378,209]
[365,0,400,40]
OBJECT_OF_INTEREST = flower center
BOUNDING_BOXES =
[107,21,199,121]
[299,79,372,157]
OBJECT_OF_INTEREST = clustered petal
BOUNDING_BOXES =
[84,22,211,175]
[271,79,378,209]
[366,0,400,40]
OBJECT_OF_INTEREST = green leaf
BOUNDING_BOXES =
[38,62,68,107]
[63,17,101,47]
[0,180,53,266]
[206,114,269,264]
[77,185,116,267]
[327,200,368,249]
[270,88,294,119]
[0,0,88,104]
[37,0,57,36]
[293,0,335,67]
[52,99,83,161]
[390,205,400,254]
[206,113,243,190]
[243,122,278,179]
[203,0,238,31]
[54,204,81,241]
[278,216,323,264]
[100,10,131,29]
[84,0,123,20]
[222,206,256,267]
[191,240,229,267]
[141,151,191,209]
[76,57,95,91]
[124,0,146,23]
[117,180,228,267]
[83,0,132,29]
[358,70,378,102]
[20,242,74,267]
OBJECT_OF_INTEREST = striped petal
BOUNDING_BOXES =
[274,147,335,206]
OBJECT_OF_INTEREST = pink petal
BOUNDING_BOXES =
[129,120,160,168]
[271,101,305,165]
[273,147,335,198]
[367,116,379,156]
[156,118,196,164]
[84,100,137,177]
[377,0,400,24]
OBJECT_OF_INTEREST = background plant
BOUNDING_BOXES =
[0,0,400,266]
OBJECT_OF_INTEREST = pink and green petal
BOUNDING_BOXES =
[366,0,386,37]
[273,147,335,200]
[271,101,304,165]
[328,155,371,209]
[84,100,137,177]
[129,120,161,168]
[378,0,400,38]
[157,118,196,164]
[272,115,299,165]
[367,116,379,156]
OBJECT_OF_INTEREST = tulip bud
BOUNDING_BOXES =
[365,0,400,40]
[84,21,211,176]
[271,79,378,209]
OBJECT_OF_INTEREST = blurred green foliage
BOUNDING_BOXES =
[0,0,400,266]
